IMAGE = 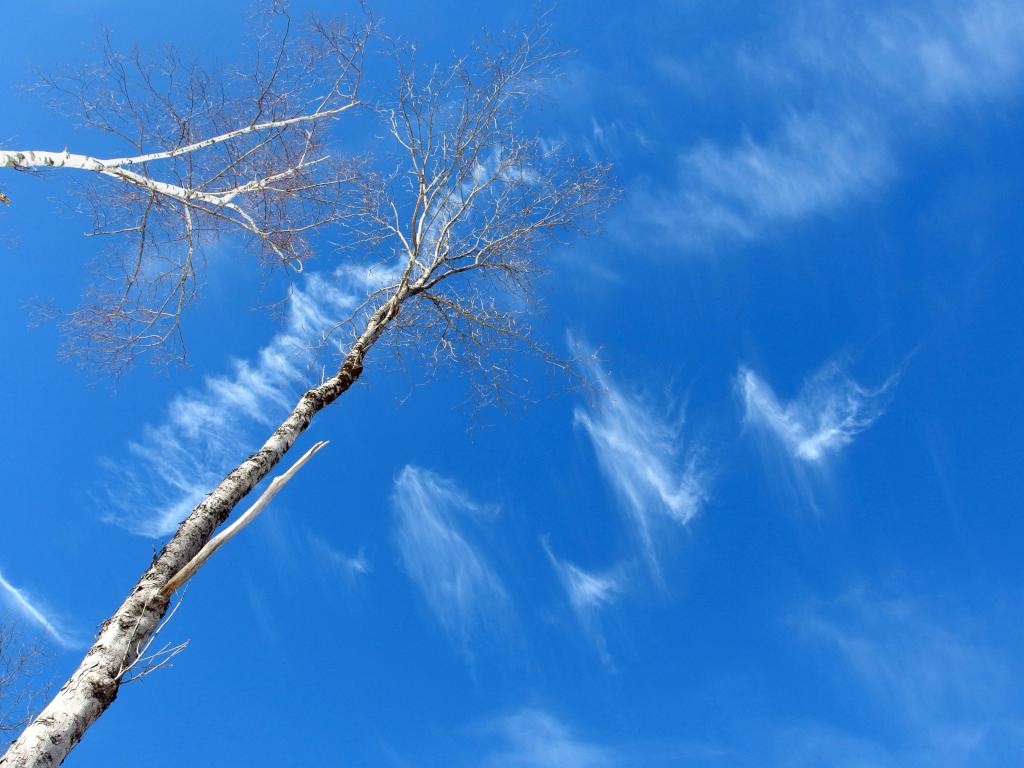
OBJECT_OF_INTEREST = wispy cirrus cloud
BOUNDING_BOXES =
[639,0,1024,247]
[738,360,895,465]
[778,0,1024,109]
[0,569,77,648]
[392,466,510,650]
[789,589,1024,766]
[307,532,370,579]
[574,353,708,577]
[800,590,1011,728]
[102,262,400,537]
[658,113,891,244]
[482,709,617,768]
[659,590,1024,767]
[542,537,624,664]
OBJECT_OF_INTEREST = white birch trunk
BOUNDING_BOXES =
[1,299,398,768]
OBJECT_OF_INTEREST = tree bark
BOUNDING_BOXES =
[0,299,397,767]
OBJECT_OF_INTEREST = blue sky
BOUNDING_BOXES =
[2,0,1024,765]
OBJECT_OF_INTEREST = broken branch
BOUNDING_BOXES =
[161,440,329,596]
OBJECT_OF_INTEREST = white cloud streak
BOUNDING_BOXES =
[102,262,401,537]
[738,360,895,464]
[483,709,617,768]
[392,466,510,648]
[0,569,76,648]
[574,354,708,576]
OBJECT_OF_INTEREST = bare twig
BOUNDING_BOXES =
[115,588,191,684]
[0,624,46,744]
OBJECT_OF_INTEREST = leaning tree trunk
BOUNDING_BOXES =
[1,300,400,768]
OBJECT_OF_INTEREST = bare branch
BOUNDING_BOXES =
[161,440,330,595]
[115,592,190,685]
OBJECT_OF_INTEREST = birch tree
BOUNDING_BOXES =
[0,13,611,768]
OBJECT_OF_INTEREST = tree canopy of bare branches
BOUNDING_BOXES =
[2,4,368,372]
[336,30,612,405]
[0,12,612,768]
